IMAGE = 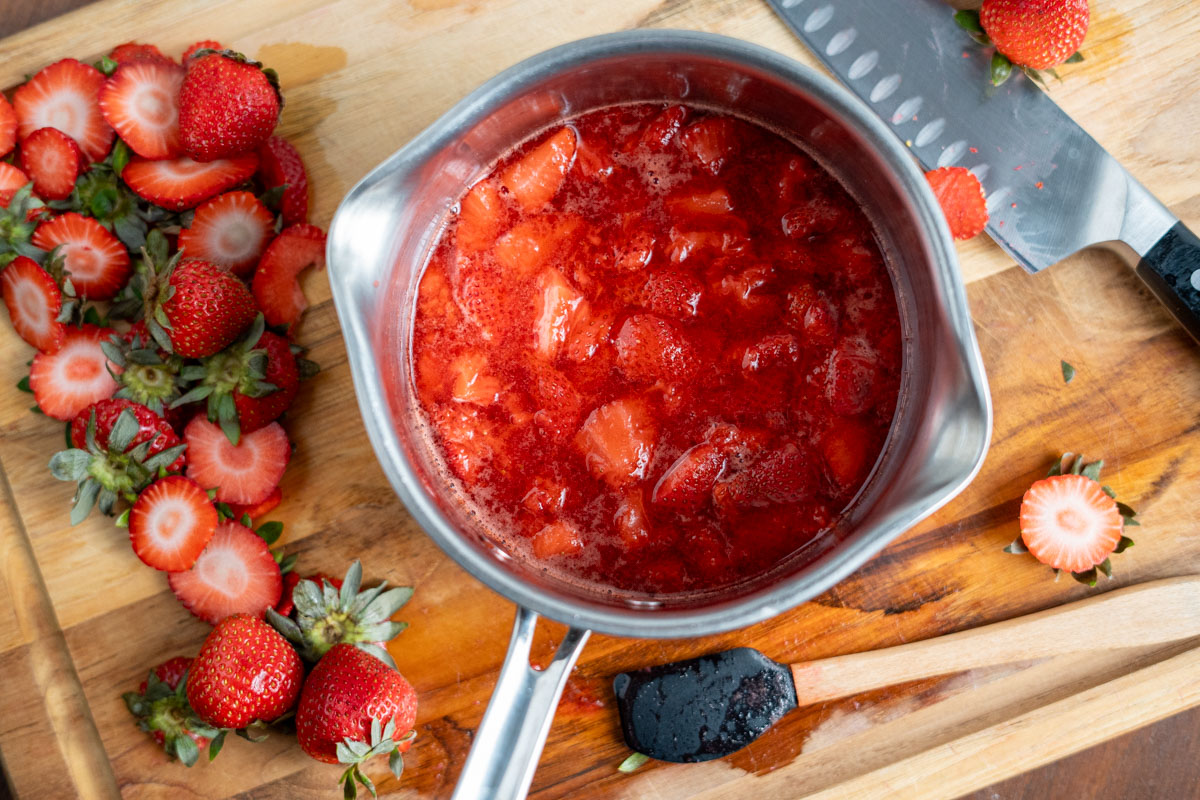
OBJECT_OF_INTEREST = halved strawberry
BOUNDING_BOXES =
[129,476,218,571]
[185,416,290,505]
[109,42,172,66]
[526,363,584,440]
[228,486,282,521]
[740,333,801,373]
[652,444,726,511]
[167,520,283,624]
[18,128,82,200]
[182,41,224,64]
[1019,474,1122,574]
[713,442,816,516]
[457,179,505,253]
[430,403,502,483]
[679,117,739,176]
[12,58,113,162]
[177,190,274,276]
[122,153,259,211]
[29,325,119,420]
[501,127,576,211]
[250,224,326,327]
[0,94,16,158]
[257,136,309,225]
[786,280,838,346]
[641,270,703,319]
[32,213,131,299]
[614,490,651,549]
[0,163,28,207]
[99,60,186,160]
[531,520,583,559]
[614,313,699,384]
[825,337,881,416]
[574,398,656,486]
[1,256,65,352]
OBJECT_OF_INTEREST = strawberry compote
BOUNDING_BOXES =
[412,103,902,595]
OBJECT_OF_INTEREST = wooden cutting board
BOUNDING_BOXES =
[1,1,1198,798]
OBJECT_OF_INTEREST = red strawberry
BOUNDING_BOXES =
[179,52,280,162]
[124,656,215,766]
[185,416,290,505]
[641,270,703,319]
[257,136,309,225]
[1,255,65,351]
[251,224,326,327]
[32,213,131,299]
[29,325,119,420]
[667,188,733,217]
[456,179,505,253]
[1019,473,1122,573]
[614,313,699,383]
[713,441,817,515]
[501,127,576,211]
[98,60,186,160]
[786,280,838,346]
[195,326,301,441]
[0,162,28,207]
[574,398,657,486]
[821,418,873,491]
[740,333,801,373]
[139,656,193,694]
[295,643,417,796]
[652,443,727,511]
[177,190,274,276]
[615,490,651,549]
[825,338,881,416]
[169,524,284,625]
[0,94,16,158]
[229,485,282,522]
[234,332,299,430]
[679,117,739,175]
[526,362,584,440]
[980,0,1089,71]
[109,42,172,66]
[122,153,259,211]
[925,167,988,241]
[531,268,586,360]
[12,59,113,162]
[635,104,689,150]
[182,41,225,64]
[274,569,342,617]
[70,397,185,471]
[18,127,82,200]
[159,259,257,357]
[129,476,218,571]
[186,613,302,727]
[532,520,583,558]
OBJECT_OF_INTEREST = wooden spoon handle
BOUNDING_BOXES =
[790,575,1200,705]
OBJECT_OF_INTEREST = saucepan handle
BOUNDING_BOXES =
[451,607,591,800]
[1136,221,1200,342]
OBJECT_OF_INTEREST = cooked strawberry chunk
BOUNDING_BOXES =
[821,418,873,492]
[614,313,698,383]
[122,153,259,211]
[0,94,16,158]
[178,190,274,276]
[713,442,817,515]
[1,256,65,352]
[449,351,502,405]
[679,117,738,175]
[29,326,119,420]
[257,136,309,225]
[521,476,569,517]
[167,520,283,624]
[184,416,291,505]
[98,60,185,159]
[501,127,575,210]
[667,188,732,216]
[652,443,726,511]
[740,333,800,373]
[786,280,838,346]
[32,213,131,300]
[641,269,703,319]
[457,179,505,253]
[635,105,688,150]
[532,268,585,359]
[13,58,113,162]
[430,404,500,483]
[575,398,656,486]
[1020,474,1123,574]
[251,224,326,327]
[532,520,583,559]
[825,338,881,416]
[615,490,651,549]
[129,476,218,571]
[527,363,584,440]
[781,196,844,239]
[19,127,82,200]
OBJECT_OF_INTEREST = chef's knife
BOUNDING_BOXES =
[767,0,1200,341]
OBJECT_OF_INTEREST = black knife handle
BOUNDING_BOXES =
[1137,222,1200,341]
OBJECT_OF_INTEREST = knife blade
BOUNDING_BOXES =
[767,0,1200,340]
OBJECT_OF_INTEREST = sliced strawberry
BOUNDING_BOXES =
[1019,474,1122,573]
[501,127,576,211]
[521,476,569,518]
[526,363,584,440]
[821,418,873,492]
[1,256,64,352]
[129,476,218,571]
[563,305,613,365]
[122,153,259,211]
[182,41,224,64]
[457,179,505,253]
[0,94,16,158]
[0,162,28,207]
[641,269,703,319]
[178,191,274,276]
[18,127,82,200]
[251,224,326,327]
[452,261,510,342]
[257,136,309,225]
[29,325,119,420]
[184,416,291,505]
[715,264,780,319]
[532,268,585,359]
[167,520,283,624]
[781,196,844,239]
[32,213,131,299]
[12,58,113,162]
[430,403,501,483]
[98,60,186,160]
[109,42,172,66]
[679,117,739,176]
[925,167,988,241]
[574,398,656,486]
[532,520,583,559]
[228,486,283,521]
[614,313,699,383]
[448,350,502,405]
[652,443,726,511]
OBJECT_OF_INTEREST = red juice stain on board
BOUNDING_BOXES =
[410,103,903,596]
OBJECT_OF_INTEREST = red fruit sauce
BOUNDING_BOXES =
[411,103,902,595]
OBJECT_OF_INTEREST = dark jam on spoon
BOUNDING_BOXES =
[411,103,902,595]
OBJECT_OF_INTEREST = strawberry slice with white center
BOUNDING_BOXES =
[0,162,28,207]
[32,213,131,300]
[129,476,218,571]
[12,58,113,162]
[98,59,186,160]
[1019,474,1123,574]
[0,255,65,352]
[501,127,576,211]
[184,416,290,505]
[0,94,16,158]
[251,224,326,327]
[167,520,283,624]
[122,153,259,211]
[177,191,274,276]
[18,127,83,201]
[29,325,119,420]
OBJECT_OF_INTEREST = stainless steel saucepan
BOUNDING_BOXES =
[327,30,992,800]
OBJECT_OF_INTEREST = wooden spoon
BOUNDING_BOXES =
[614,576,1200,762]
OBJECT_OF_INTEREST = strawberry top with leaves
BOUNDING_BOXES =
[980,0,1089,70]
[179,51,281,162]
[124,656,220,767]
[68,397,185,470]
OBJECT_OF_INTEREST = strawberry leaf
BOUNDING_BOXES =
[1114,536,1135,554]
[619,752,651,773]
[1080,459,1103,482]
[1070,567,1098,587]
[208,729,227,761]
[16,376,31,393]
[1098,558,1113,579]
[1101,485,1116,498]
[1003,535,1028,555]
[953,9,984,34]
[255,521,284,545]
[1060,360,1075,383]
[1066,51,1085,63]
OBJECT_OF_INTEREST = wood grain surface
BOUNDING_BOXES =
[1,1,1198,799]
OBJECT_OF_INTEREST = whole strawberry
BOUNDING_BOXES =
[179,50,281,162]
[296,644,417,798]
[980,0,1089,71]
[124,656,219,766]
[186,613,304,730]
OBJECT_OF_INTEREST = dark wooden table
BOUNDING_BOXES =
[1,2,1197,799]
